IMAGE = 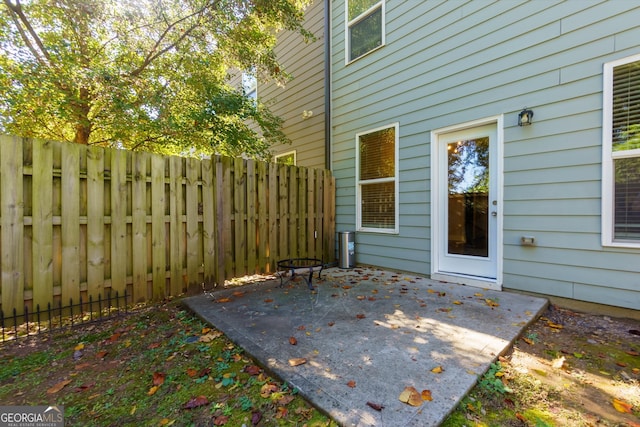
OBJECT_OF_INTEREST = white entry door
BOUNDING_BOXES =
[433,122,499,284]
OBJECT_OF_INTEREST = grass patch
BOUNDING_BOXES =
[0,301,336,426]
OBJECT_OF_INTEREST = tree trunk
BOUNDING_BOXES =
[73,123,91,145]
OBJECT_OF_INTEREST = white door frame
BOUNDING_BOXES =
[430,115,504,291]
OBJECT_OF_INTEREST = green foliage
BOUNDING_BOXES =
[478,362,512,396]
[0,0,313,158]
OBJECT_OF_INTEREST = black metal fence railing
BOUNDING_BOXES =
[1,291,129,343]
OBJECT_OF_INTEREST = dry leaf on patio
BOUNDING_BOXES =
[366,401,384,411]
[289,337,298,345]
[216,298,232,303]
[421,389,433,401]
[47,379,72,394]
[288,358,307,366]
[356,313,366,319]
[431,366,444,374]
[398,386,422,406]
[347,380,356,388]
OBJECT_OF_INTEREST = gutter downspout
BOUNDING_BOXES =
[324,0,331,170]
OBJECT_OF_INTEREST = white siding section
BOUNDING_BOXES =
[331,0,640,309]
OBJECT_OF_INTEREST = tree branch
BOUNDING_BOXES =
[3,0,52,66]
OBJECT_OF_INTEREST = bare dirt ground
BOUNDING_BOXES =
[445,303,640,426]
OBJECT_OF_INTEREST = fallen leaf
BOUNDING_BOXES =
[216,298,232,303]
[108,332,121,342]
[96,351,108,359]
[366,402,384,411]
[399,386,422,406]
[288,358,307,366]
[516,413,527,422]
[47,379,72,394]
[431,366,444,374]
[232,291,244,297]
[213,415,228,425]
[485,299,500,307]
[244,365,261,375]
[328,321,335,326]
[625,350,639,356]
[153,372,166,386]
[148,342,161,349]
[260,383,279,398]
[421,389,433,401]
[474,293,484,297]
[547,321,563,329]
[264,298,273,303]
[147,385,159,396]
[612,398,633,413]
[347,380,356,388]
[251,411,263,425]
[201,327,211,334]
[183,395,209,409]
[199,331,223,342]
[74,343,85,351]
[356,313,366,319]
[186,368,198,378]
[452,300,463,305]
[275,407,288,419]
[522,337,534,345]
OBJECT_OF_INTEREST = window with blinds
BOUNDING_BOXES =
[604,55,640,244]
[346,0,384,62]
[356,124,398,232]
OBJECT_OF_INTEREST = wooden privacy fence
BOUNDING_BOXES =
[0,135,335,316]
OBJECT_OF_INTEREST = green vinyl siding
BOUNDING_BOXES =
[331,0,640,309]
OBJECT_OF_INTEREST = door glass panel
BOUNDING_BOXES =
[447,137,489,257]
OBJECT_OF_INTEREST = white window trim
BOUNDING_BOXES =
[355,122,399,234]
[274,150,296,165]
[602,53,640,248]
[345,0,385,65]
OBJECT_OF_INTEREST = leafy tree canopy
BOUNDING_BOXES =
[0,0,312,158]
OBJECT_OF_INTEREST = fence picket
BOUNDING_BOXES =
[31,140,53,310]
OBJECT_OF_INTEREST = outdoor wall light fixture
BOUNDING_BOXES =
[518,108,534,126]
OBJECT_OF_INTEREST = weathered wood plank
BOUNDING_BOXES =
[214,156,226,285]
[0,135,24,314]
[257,161,268,272]
[306,170,316,258]
[288,166,298,258]
[185,157,200,289]
[169,156,183,296]
[61,143,81,303]
[151,154,166,299]
[314,169,323,259]
[268,162,278,272]
[110,149,127,296]
[234,157,246,276]
[31,140,53,310]
[297,166,307,259]
[246,160,257,274]
[278,164,289,260]
[86,146,105,299]
[221,157,233,279]
[132,151,148,302]
[201,158,216,286]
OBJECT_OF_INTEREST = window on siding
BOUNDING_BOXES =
[346,0,384,63]
[242,71,257,101]
[275,150,296,166]
[356,123,398,233]
[603,54,640,246]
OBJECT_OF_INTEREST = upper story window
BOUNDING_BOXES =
[242,71,257,101]
[346,0,385,63]
[356,123,399,233]
[602,54,640,247]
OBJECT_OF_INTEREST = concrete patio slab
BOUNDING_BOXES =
[184,267,547,426]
